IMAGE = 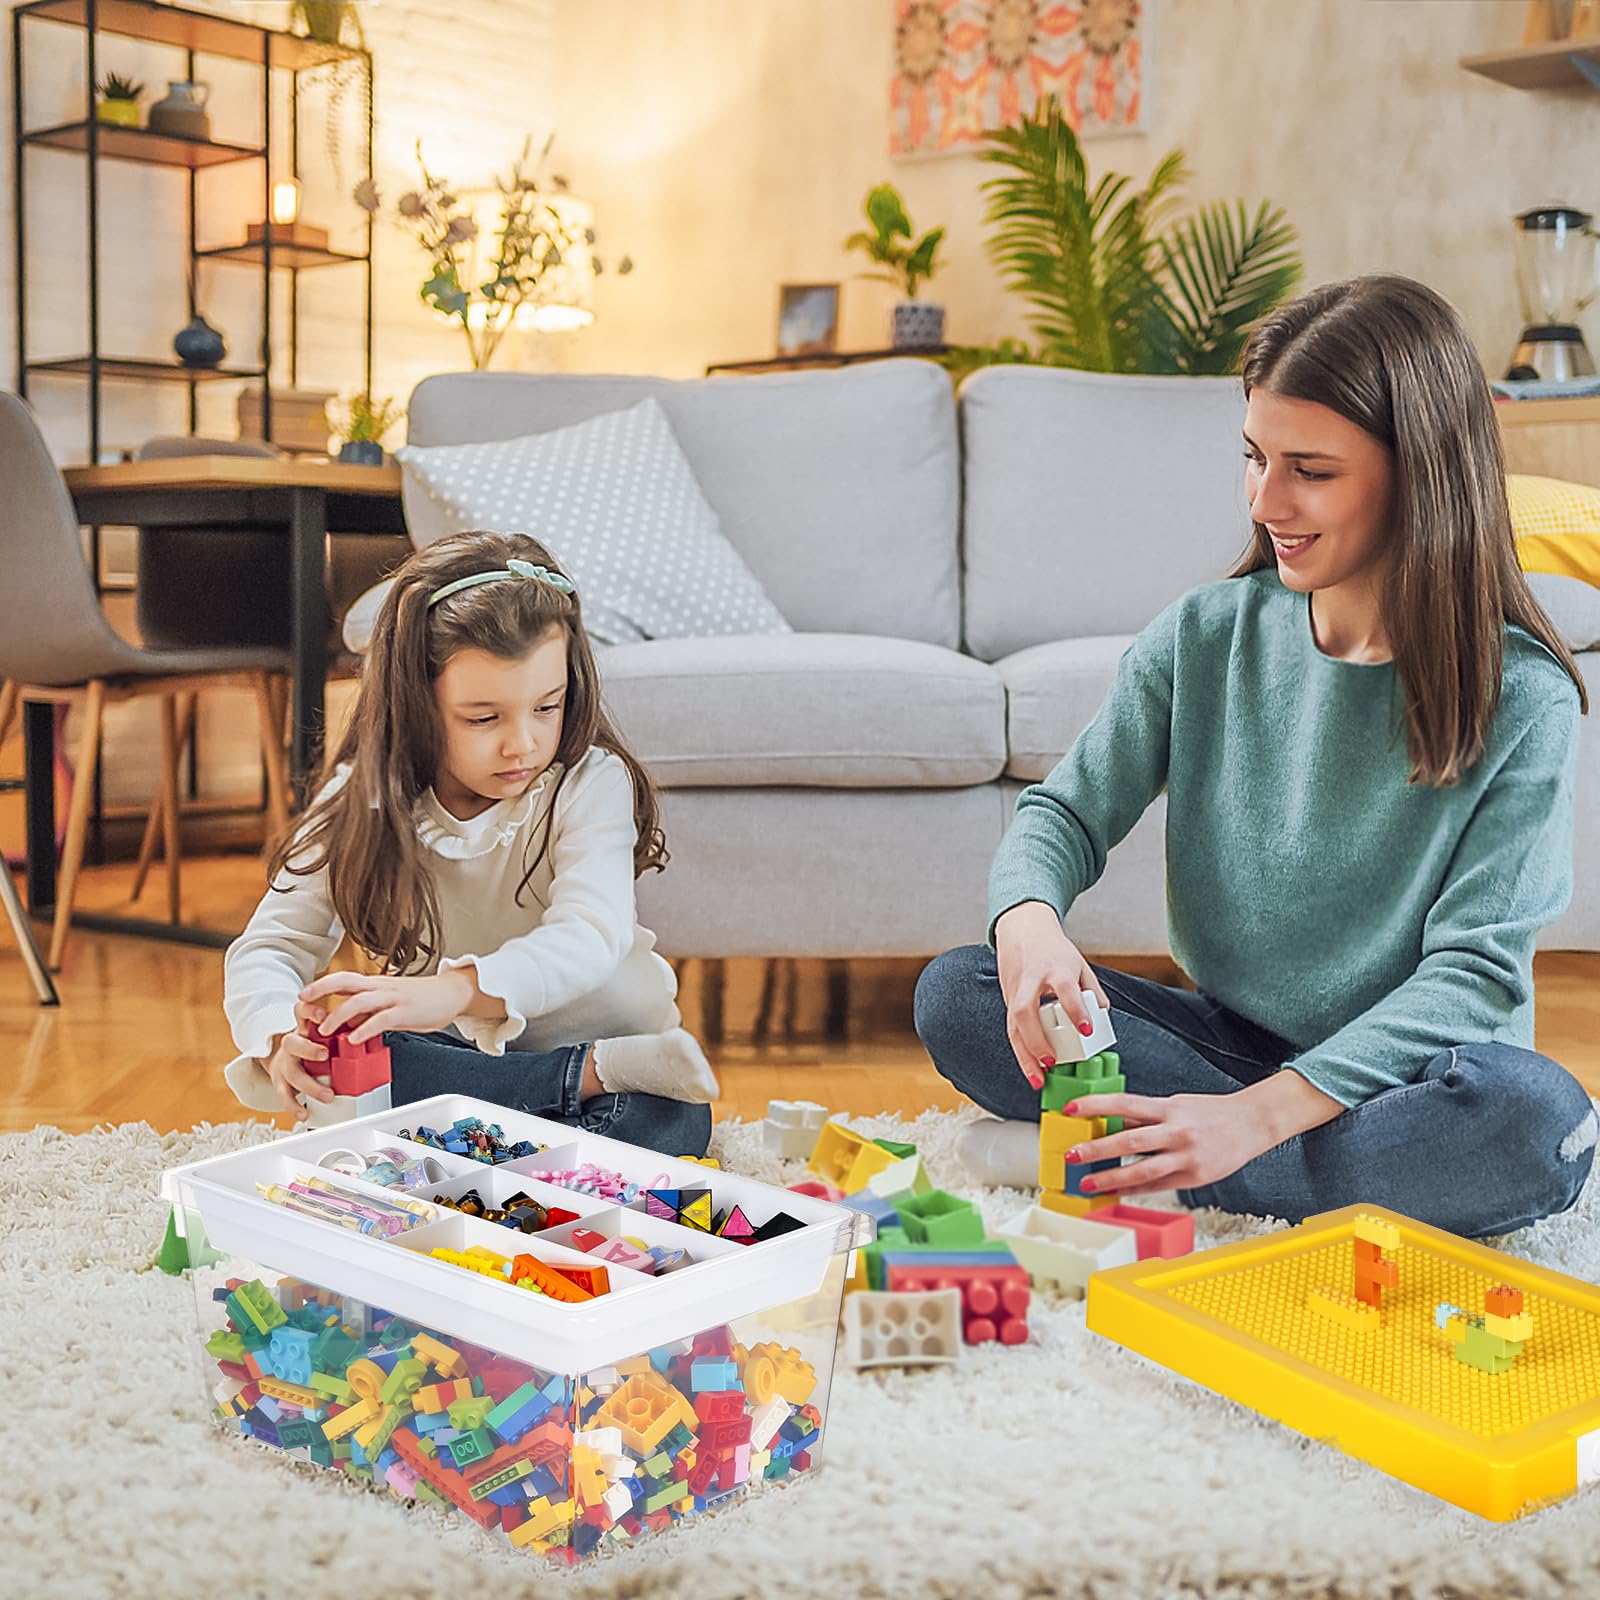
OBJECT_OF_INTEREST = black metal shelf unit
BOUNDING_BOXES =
[12,0,375,457]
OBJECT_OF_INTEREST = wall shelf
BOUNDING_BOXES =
[197,241,368,272]
[26,355,266,382]
[1461,38,1600,91]
[16,0,360,72]
[13,0,375,457]
[24,119,265,167]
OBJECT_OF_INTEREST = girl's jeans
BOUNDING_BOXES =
[914,944,1596,1238]
[383,1030,712,1160]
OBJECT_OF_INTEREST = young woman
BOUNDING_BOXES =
[916,274,1595,1237]
[223,529,717,1157]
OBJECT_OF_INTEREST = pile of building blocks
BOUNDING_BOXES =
[1033,992,1194,1262]
[1437,1283,1534,1375]
[850,1187,1030,1349]
[203,1272,823,1562]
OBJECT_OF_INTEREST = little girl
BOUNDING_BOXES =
[223,529,718,1157]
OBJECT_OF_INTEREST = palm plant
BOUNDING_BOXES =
[977,100,1302,375]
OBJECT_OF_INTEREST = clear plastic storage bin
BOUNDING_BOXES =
[162,1095,866,1564]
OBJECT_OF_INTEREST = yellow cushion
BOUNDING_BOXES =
[1509,474,1600,586]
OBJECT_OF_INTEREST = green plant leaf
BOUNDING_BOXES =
[1159,199,1302,373]
[977,98,1300,375]
[420,264,469,322]
[865,182,913,242]
[905,226,945,288]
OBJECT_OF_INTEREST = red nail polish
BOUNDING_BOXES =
[1064,1150,1081,1165]
[1080,1178,1096,1193]
[1079,1021,1093,1036]
[1040,1057,1055,1070]
[1063,1102,1078,1115]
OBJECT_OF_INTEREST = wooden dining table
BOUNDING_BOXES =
[24,456,405,936]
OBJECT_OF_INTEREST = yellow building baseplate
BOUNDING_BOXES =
[1086,1203,1600,1520]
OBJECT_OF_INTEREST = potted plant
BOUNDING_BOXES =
[845,182,947,350]
[969,99,1302,374]
[95,73,143,128]
[331,392,403,466]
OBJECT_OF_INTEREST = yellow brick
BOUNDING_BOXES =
[258,1376,320,1407]
[1353,1213,1400,1251]
[1040,1188,1116,1218]
[320,1396,379,1440]
[844,1141,900,1191]
[1484,1311,1533,1343]
[411,1332,467,1379]
[353,1402,391,1451]
[1040,1111,1105,1153]
[1039,1149,1066,1190]
[1308,1285,1380,1333]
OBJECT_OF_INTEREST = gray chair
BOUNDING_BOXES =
[0,774,56,1003]
[0,393,292,969]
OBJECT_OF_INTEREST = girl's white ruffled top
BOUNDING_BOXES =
[222,745,679,1077]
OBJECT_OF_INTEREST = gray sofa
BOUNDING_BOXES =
[403,360,1600,957]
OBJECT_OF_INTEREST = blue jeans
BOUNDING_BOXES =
[384,1030,712,1160]
[913,944,1595,1238]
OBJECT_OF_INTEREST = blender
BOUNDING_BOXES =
[1507,205,1598,382]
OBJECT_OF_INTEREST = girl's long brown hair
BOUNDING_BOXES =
[1233,274,1587,786]
[269,530,667,972]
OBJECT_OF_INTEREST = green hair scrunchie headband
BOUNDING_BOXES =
[426,557,577,609]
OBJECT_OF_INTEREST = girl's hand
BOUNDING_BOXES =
[1062,1089,1271,1198]
[263,1000,336,1119]
[993,901,1111,1091]
[300,969,479,1044]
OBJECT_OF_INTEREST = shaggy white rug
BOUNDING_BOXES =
[5,1110,1600,1600]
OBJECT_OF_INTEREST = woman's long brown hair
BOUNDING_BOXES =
[1233,274,1587,786]
[268,529,667,972]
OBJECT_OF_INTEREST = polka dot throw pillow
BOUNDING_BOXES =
[396,398,791,645]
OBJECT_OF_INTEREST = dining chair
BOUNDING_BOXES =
[0,392,292,968]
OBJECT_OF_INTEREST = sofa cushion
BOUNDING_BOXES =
[600,633,1006,787]
[406,360,962,647]
[396,398,791,646]
[1525,572,1600,652]
[961,366,1249,661]
[996,635,1133,781]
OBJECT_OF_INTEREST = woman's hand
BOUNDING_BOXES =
[993,900,1110,1091]
[262,998,336,1120]
[1061,1089,1269,1197]
[300,969,479,1045]
[1064,1072,1343,1198]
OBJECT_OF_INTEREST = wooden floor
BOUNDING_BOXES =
[3,851,1599,1134]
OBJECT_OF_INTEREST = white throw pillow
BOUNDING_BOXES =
[394,398,790,646]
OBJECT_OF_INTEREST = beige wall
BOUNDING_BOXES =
[550,0,1600,379]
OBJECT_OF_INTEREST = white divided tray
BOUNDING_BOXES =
[164,1093,871,1374]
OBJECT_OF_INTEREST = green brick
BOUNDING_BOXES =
[896,1190,985,1248]
[871,1138,917,1159]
